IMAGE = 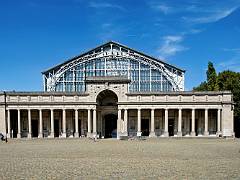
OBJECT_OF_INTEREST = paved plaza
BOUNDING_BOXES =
[0,138,240,179]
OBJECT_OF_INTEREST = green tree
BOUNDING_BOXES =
[206,61,218,91]
[218,70,240,117]
[193,81,208,91]
[193,61,218,91]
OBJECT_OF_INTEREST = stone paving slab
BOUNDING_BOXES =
[0,138,240,179]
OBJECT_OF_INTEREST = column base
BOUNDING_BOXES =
[137,131,142,136]
[164,132,169,137]
[92,132,97,138]
[149,131,156,137]
[117,132,122,139]
[61,133,66,138]
[216,131,222,137]
[121,132,128,137]
[204,131,209,136]
[48,133,54,138]
[87,132,92,138]
[38,133,43,138]
[27,133,32,139]
[191,132,196,137]
[7,133,11,138]
[17,133,21,138]
[177,132,182,137]
[74,132,79,138]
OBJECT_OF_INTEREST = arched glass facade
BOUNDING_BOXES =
[55,58,173,92]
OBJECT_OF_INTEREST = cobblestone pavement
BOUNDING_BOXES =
[0,138,240,179]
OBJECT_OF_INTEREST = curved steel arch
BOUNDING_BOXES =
[45,49,184,91]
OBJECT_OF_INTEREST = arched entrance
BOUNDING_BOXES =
[96,90,118,138]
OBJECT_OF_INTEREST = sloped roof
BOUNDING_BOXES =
[42,41,185,75]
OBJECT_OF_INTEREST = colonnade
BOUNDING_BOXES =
[6,108,97,139]
[6,107,222,138]
[117,108,221,137]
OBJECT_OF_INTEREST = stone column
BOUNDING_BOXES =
[149,108,156,137]
[49,109,54,138]
[17,109,21,138]
[93,109,97,137]
[62,109,66,138]
[204,109,209,136]
[177,108,182,136]
[38,109,43,138]
[191,109,196,136]
[7,110,11,138]
[217,109,221,136]
[164,108,169,137]
[137,108,142,136]
[87,109,91,137]
[74,109,79,138]
[28,109,32,138]
[117,108,122,139]
[123,109,128,136]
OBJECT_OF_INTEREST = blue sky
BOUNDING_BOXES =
[0,0,240,91]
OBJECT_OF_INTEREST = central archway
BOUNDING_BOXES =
[96,89,118,106]
[96,90,118,138]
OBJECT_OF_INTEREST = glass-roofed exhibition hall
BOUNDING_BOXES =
[42,41,185,92]
[0,41,234,140]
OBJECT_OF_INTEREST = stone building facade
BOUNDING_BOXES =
[0,42,235,139]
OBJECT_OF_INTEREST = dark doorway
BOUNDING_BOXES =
[10,110,18,138]
[141,119,149,136]
[78,119,81,137]
[168,119,174,136]
[195,119,199,136]
[104,114,117,138]
[234,118,240,138]
[32,120,38,137]
[54,120,59,137]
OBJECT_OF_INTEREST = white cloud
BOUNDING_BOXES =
[89,2,124,11]
[157,35,188,59]
[153,4,172,14]
[218,48,240,72]
[101,23,112,29]
[223,48,240,52]
[182,7,238,24]
[218,60,240,72]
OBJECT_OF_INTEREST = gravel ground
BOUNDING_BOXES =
[0,138,240,179]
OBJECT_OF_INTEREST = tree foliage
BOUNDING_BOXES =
[218,70,240,118]
[207,61,218,91]
[193,62,240,118]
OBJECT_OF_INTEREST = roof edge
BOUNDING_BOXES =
[42,41,185,75]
